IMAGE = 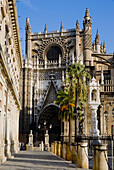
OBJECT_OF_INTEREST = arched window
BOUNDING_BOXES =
[92,89,97,101]
[46,46,62,61]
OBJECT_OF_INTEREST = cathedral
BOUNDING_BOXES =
[20,8,114,144]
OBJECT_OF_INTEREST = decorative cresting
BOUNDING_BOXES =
[88,77,100,138]
[32,37,71,60]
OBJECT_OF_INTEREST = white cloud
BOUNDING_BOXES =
[21,0,38,12]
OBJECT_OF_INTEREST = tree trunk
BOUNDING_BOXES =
[69,114,73,142]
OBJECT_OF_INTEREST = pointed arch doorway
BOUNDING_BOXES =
[38,103,61,144]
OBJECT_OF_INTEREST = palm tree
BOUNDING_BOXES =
[67,62,91,109]
[55,62,91,141]
[67,62,91,138]
[54,88,75,142]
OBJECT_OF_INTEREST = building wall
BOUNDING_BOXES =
[0,0,22,163]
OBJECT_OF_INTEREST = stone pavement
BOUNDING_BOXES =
[0,151,87,170]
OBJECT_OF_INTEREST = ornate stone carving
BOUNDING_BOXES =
[88,77,101,142]
[32,37,72,60]
[39,71,62,80]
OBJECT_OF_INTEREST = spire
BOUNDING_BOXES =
[103,42,106,53]
[93,40,95,51]
[76,19,79,29]
[60,21,63,31]
[44,24,47,33]
[103,42,106,48]
[84,8,91,19]
[96,30,100,39]
[95,30,100,45]
[25,17,31,33]
[26,18,30,23]
[83,8,92,27]
[60,22,63,36]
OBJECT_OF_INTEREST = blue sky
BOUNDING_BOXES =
[17,0,114,55]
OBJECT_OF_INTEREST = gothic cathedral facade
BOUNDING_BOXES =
[20,8,114,144]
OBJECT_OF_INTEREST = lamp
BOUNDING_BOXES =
[38,124,41,129]
[49,124,52,129]
[44,120,46,126]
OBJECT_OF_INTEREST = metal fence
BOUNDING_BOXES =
[75,135,114,170]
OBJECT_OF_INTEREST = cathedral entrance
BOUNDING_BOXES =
[37,104,61,145]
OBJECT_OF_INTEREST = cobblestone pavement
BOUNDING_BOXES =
[0,151,84,170]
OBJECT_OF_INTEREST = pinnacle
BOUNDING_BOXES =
[76,19,79,29]
[45,24,47,31]
[26,18,30,23]
[103,42,106,48]
[85,8,90,18]
[96,30,100,39]
[61,21,63,29]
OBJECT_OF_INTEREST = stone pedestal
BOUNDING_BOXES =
[51,143,54,153]
[6,141,11,158]
[93,144,108,170]
[57,141,61,156]
[72,143,77,164]
[61,142,63,158]
[77,142,88,169]
[41,141,44,151]
[45,130,49,150]
[66,142,72,161]
[28,130,33,151]
[54,141,57,155]
[88,77,101,144]
[29,130,33,145]
[0,140,6,163]
[62,142,66,160]
[10,140,14,155]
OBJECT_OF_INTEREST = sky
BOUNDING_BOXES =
[17,0,114,55]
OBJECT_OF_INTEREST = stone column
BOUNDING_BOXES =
[59,54,61,68]
[77,142,88,169]
[72,51,75,64]
[93,144,108,170]
[66,142,72,161]
[0,79,6,163]
[6,85,11,158]
[57,141,61,156]
[61,142,63,158]
[45,55,47,69]
[72,143,78,164]
[51,142,54,153]
[62,70,64,82]
[54,141,57,155]
[62,142,66,160]
[6,112,11,158]
[41,141,44,151]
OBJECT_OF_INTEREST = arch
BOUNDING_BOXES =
[91,89,97,101]
[43,43,64,60]
[40,103,60,115]
[38,103,61,144]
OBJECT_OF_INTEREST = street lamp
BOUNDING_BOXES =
[104,111,108,135]
[38,121,52,150]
